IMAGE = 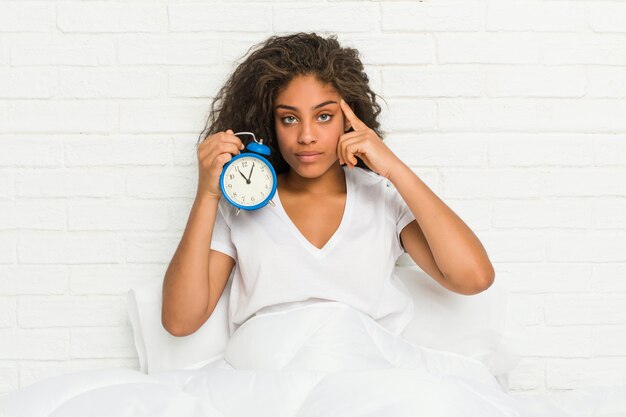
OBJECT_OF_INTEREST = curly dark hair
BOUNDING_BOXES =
[196,32,386,175]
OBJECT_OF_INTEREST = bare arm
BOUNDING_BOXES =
[161,129,242,336]
[335,98,493,295]
[390,163,495,294]
[162,194,221,336]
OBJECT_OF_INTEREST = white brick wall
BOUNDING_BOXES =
[1,0,625,396]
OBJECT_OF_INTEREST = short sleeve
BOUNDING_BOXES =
[210,201,237,260]
[385,180,416,253]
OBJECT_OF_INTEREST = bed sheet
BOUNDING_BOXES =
[1,301,623,417]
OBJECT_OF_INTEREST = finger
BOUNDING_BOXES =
[339,136,363,168]
[222,130,246,150]
[340,98,366,131]
[200,130,244,151]
[200,134,240,158]
[338,131,366,166]
[337,130,360,164]
[337,133,352,165]
[223,141,242,156]
[206,144,241,166]
[226,129,246,149]
[344,142,360,167]
[228,130,247,150]
[212,152,233,172]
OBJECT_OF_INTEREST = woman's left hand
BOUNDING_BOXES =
[337,98,403,180]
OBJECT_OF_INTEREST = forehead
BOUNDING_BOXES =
[275,75,339,102]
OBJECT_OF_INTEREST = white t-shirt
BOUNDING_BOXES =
[210,165,417,336]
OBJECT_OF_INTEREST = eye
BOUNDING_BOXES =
[282,115,297,124]
[318,113,332,122]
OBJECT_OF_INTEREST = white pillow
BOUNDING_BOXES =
[126,272,233,374]
[395,266,525,383]
[127,266,524,380]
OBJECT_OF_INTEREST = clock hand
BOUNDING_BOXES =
[247,163,255,183]
[236,167,248,182]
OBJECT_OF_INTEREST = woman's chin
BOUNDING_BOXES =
[290,162,341,179]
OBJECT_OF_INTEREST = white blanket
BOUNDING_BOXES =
[0,302,608,417]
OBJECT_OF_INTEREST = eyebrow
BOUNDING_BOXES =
[274,100,337,111]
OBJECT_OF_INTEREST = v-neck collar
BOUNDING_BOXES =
[274,166,354,258]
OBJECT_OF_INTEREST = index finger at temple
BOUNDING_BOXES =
[340,99,365,130]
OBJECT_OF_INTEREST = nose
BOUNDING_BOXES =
[297,120,317,144]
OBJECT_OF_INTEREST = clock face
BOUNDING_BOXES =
[221,155,275,208]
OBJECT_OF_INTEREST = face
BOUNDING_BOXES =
[273,74,351,178]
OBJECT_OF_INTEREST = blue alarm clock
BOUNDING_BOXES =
[219,132,277,213]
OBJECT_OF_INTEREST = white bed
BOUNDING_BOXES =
[1,266,624,417]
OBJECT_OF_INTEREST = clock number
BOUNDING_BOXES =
[229,174,234,180]
[227,183,232,189]
[251,196,255,202]
[242,161,248,168]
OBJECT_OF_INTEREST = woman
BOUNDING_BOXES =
[161,32,528,416]
[162,31,495,336]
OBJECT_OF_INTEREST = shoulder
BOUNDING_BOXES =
[349,166,394,196]
[349,166,388,187]
[349,167,406,217]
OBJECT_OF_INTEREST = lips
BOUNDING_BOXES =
[295,152,322,163]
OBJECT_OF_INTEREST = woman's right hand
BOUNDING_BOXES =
[196,129,245,200]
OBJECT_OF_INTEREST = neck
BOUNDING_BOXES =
[284,163,347,196]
